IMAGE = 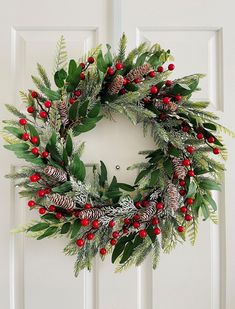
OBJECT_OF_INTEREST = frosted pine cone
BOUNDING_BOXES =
[168,102,178,112]
[165,182,180,211]
[107,75,124,95]
[125,63,152,81]
[57,101,69,125]
[172,157,187,179]
[139,203,156,221]
[44,166,67,182]
[50,193,76,209]
[79,208,105,220]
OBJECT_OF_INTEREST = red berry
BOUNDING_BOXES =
[92,220,99,229]
[109,220,115,228]
[186,198,194,205]
[41,151,49,158]
[139,229,147,238]
[76,239,84,247]
[110,238,116,246]
[44,100,52,108]
[84,203,92,209]
[207,136,215,143]
[31,136,38,144]
[39,111,47,118]
[107,67,115,75]
[81,218,89,226]
[87,233,94,240]
[182,159,190,166]
[133,221,140,228]
[168,63,175,71]
[87,56,94,64]
[19,118,27,126]
[159,113,167,121]
[39,207,46,215]
[112,231,119,238]
[79,62,86,69]
[213,148,220,155]
[44,188,51,195]
[156,202,164,210]
[179,180,186,186]
[80,72,85,80]
[152,217,159,225]
[115,63,123,70]
[180,206,187,213]
[157,66,164,73]
[142,200,149,207]
[31,91,38,98]
[185,214,192,221]
[31,147,39,155]
[173,172,179,179]
[179,189,186,196]
[49,205,56,212]
[124,218,130,225]
[28,200,35,207]
[123,227,129,234]
[197,132,204,140]
[134,78,141,84]
[148,71,156,78]
[143,97,150,104]
[133,214,140,221]
[22,133,29,141]
[38,190,45,197]
[100,248,107,255]
[153,227,161,235]
[55,212,62,219]
[120,89,126,95]
[69,98,75,104]
[186,146,194,154]
[135,201,142,208]
[182,126,190,133]
[150,86,158,94]
[165,80,172,87]
[177,226,184,233]
[175,95,182,102]
[30,174,40,182]
[163,97,170,104]
[123,78,128,85]
[187,170,195,177]
[27,106,34,113]
[73,210,80,218]
[74,90,81,97]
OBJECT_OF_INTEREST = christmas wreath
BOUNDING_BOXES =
[2,35,233,276]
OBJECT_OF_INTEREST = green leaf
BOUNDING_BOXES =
[66,134,73,156]
[203,193,217,211]
[70,219,81,238]
[37,226,58,240]
[54,69,67,88]
[163,159,173,177]
[108,176,118,191]
[73,122,96,136]
[46,131,63,163]
[68,60,77,76]
[69,154,86,181]
[88,102,101,118]
[4,143,29,151]
[104,44,113,66]
[149,170,160,187]
[40,86,61,101]
[135,168,151,184]
[28,223,49,232]
[41,213,59,223]
[61,222,71,234]
[111,234,135,263]
[147,226,156,243]
[99,160,107,187]
[117,183,135,192]
[186,181,197,198]
[148,53,160,67]
[69,101,79,121]
[191,193,203,216]
[201,204,210,220]
[4,126,24,139]
[79,100,89,117]
[135,52,149,67]
[199,179,221,191]
[203,123,217,131]
[27,123,40,145]
[52,181,72,193]
[120,241,134,264]
[97,50,108,73]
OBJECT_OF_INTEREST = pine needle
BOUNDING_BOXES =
[53,35,67,73]
[37,63,51,89]
[117,33,127,62]
[5,104,27,119]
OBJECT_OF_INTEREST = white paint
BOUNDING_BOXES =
[0,0,235,308]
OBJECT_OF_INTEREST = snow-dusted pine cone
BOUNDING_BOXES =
[154,101,178,112]
[139,203,156,221]
[107,75,124,95]
[172,157,187,179]
[168,102,178,112]
[125,63,152,81]
[50,193,76,209]
[44,166,67,182]
[79,208,105,220]
[165,182,180,211]
[57,101,69,125]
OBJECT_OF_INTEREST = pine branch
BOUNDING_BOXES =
[5,104,27,119]
[187,217,199,245]
[117,33,127,62]
[37,63,51,89]
[152,237,161,269]
[53,35,68,73]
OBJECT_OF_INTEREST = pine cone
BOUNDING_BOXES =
[50,193,75,209]
[168,102,178,112]
[44,166,67,182]
[125,63,152,81]
[57,101,69,125]
[165,182,179,211]
[139,203,156,221]
[107,75,124,95]
[79,208,105,220]
[172,157,187,179]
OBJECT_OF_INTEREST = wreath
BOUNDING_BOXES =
[2,34,233,276]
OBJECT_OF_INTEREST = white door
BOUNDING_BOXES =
[1,1,235,309]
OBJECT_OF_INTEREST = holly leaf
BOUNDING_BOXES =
[61,222,71,234]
